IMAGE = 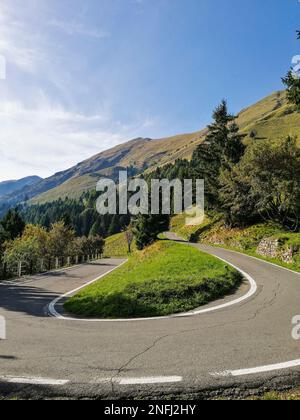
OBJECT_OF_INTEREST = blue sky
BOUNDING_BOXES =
[0,0,299,181]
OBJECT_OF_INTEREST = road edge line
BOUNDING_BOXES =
[211,359,300,377]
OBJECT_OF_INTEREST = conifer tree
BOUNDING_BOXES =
[133,214,169,250]
[191,100,245,207]
[282,31,300,109]
[1,209,25,240]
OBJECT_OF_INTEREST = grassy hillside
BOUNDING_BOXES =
[170,211,215,242]
[29,131,206,204]
[103,232,136,258]
[65,240,242,318]
[237,90,300,145]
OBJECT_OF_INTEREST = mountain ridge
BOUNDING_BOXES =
[0,176,42,198]
[1,90,299,210]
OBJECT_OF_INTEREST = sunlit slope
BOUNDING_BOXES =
[237,90,300,144]
[31,131,206,204]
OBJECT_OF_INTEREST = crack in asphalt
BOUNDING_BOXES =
[247,281,281,322]
[109,334,170,394]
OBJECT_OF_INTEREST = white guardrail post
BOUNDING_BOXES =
[0,315,6,340]
[18,261,22,278]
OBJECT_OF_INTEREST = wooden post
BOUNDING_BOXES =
[67,257,71,266]
[56,258,59,270]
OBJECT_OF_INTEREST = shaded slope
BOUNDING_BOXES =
[0,176,42,198]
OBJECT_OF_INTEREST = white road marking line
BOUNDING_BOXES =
[48,252,258,322]
[0,376,69,385]
[92,378,112,384]
[117,376,183,385]
[92,376,183,385]
[211,359,300,377]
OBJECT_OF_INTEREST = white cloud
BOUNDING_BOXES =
[48,19,110,39]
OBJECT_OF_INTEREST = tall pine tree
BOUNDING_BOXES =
[282,31,300,109]
[191,100,244,208]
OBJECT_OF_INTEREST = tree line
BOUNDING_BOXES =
[0,209,104,279]
[22,190,130,238]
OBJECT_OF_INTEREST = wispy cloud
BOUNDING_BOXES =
[0,99,156,180]
[0,5,44,74]
[48,19,110,39]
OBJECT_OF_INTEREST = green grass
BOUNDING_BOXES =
[248,390,300,401]
[170,211,220,242]
[170,212,212,241]
[65,240,242,318]
[103,232,136,258]
[215,390,300,400]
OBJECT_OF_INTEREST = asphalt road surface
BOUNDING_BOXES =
[0,236,300,399]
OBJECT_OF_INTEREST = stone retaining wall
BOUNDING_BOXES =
[257,237,295,264]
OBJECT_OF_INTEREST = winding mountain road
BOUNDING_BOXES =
[0,237,300,399]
